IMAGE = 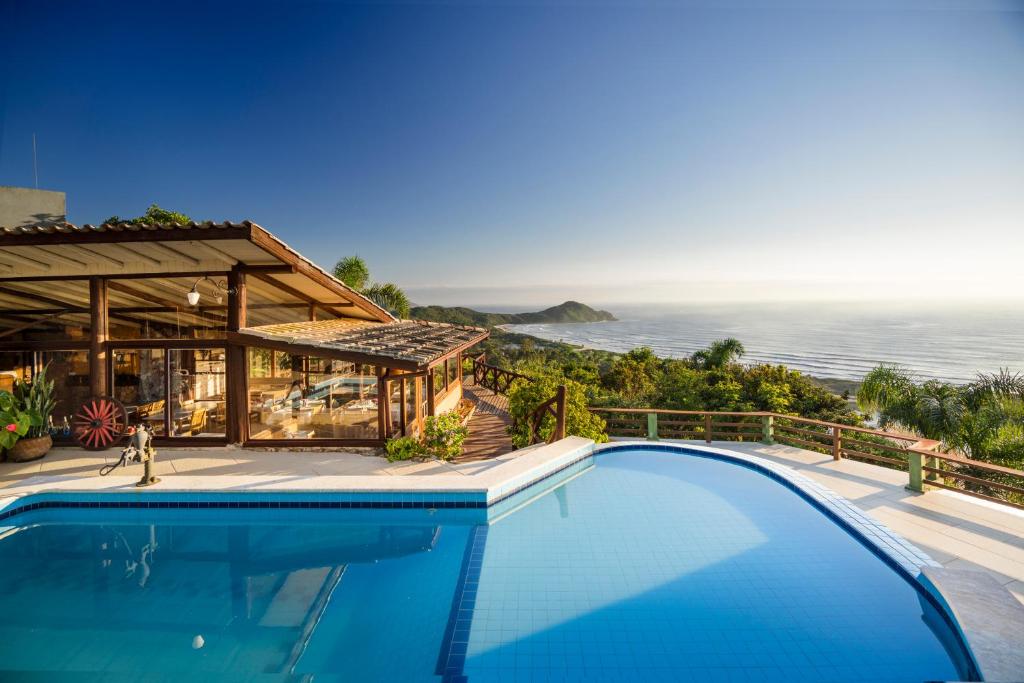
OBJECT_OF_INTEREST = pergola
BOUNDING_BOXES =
[0,221,488,447]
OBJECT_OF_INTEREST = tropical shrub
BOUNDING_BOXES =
[507,374,608,448]
[423,412,468,461]
[385,435,425,462]
[14,364,55,439]
[0,391,39,451]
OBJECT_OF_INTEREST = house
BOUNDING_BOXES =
[0,221,488,447]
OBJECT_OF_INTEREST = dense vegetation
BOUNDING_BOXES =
[412,301,616,327]
[481,330,856,424]
[858,365,1024,470]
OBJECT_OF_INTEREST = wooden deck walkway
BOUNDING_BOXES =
[460,381,515,461]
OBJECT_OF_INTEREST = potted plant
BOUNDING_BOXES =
[5,365,55,462]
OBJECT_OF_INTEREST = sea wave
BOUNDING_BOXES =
[506,305,1024,384]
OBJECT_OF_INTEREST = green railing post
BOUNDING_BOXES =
[647,412,659,441]
[907,450,925,493]
[761,414,774,445]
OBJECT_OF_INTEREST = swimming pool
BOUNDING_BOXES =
[0,445,976,681]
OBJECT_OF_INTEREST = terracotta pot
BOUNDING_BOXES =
[7,434,52,462]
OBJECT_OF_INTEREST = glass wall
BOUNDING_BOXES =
[108,277,226,340]
[39,350,91,436]
[432,365,445,398]
[0,351,32,394]
[170,349,227,437]
[248,348,379,440]
[0,350,89,439]
[403,376,420,436]
[112,349,167,436]
[446,357,459,388]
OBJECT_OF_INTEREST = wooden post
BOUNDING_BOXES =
[704,413,713,443]
[88,277,108,397]
[553,385,567,441]
[832,426,842,461]
[226,268,247,444]
[647,412,658,441]
[426,370,436,417]
[377,367,390,438]
[399,377,408,435]
[761,414,774,444]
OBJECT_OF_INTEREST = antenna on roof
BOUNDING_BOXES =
[32,133,38,188]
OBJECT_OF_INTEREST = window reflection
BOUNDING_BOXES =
[113,349,167,435]
[248,348,379,440]
[170,349,226,437]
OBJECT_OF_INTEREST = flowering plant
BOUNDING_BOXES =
[422,411,468,461]
[0,391,39,451]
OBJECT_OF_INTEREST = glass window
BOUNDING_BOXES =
[245,277,341,327]
[386,379,402,437]
[113,349,167,436]
[248,348,378,440]
[38,350,90,438]
[403,376,420,436]
[0,278,91,342]
[170,349,226,437]
[432,365,445,397]
[0,351,32,394]
[109,277,226,340]
[447,357,459,387]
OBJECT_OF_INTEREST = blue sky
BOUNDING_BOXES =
[1,1,1022,307]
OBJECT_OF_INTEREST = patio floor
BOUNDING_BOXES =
[1,438,1021,605]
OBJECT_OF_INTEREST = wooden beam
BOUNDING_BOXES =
[0,224,254,247]
[0,270,232,283]
[89,277,109,396]
[107,280,227,323]
[0,284,80,311]
[0,311,71,339]
[248,271,353,318]
[226,331,422,372]
[248,225,392,322]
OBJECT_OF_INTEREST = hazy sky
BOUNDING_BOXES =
[1,1,1022,307]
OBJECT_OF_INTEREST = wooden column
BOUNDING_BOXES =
[88,277,108,397]
[426,369,436,417]
[226,268,247,444]
[377,367,390,439]
[399,378,408,435]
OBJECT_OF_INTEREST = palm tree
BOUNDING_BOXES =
[691,338,745,370]
[856,364,919,430]
[363,283,411,319]
[332,256,411,318]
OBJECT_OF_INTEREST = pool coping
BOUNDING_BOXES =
[3,437,1016,681]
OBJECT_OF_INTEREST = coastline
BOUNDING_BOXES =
[496,325,861,400]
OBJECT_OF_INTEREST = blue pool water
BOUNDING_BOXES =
[0,448,973,681]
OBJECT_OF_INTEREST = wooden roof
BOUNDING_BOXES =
[229,318,489,370]
[0,221,393,323]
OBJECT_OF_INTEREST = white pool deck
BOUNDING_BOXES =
[2,438,1023,606]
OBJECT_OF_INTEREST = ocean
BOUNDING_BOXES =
[505,302,1024,384]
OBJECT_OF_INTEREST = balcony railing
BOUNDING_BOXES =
[589,407,1024,511]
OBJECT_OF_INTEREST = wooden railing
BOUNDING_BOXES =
[589,407,1024,510]
[527,385,567,446]
[469,353,530,395]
